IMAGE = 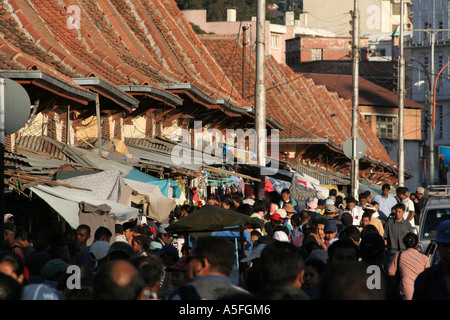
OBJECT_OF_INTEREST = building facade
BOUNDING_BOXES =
[409,0,450,185]
[301,0,413,36]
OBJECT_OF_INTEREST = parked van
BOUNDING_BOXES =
[418,185,450,253]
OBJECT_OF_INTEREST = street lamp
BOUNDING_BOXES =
[409,57,432,185]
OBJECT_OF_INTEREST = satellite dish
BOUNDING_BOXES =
[343,137,367,160]
[1,77,31,134]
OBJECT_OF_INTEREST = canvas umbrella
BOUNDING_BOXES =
[165,204,264,235]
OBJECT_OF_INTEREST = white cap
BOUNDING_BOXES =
[273,230,289,242]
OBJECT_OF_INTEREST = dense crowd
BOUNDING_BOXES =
[0,183,449,300]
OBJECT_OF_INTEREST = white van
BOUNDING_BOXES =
[418,185,450,254]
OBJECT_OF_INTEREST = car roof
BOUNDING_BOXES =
[423,197,450,208]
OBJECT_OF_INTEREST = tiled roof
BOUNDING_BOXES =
[199,34,395,167]
[300,73,424,109]
[0,0,248,114]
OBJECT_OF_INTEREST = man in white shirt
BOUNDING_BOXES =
[396,187,416,228]
[372,183,398,222]
[346,196,364,227]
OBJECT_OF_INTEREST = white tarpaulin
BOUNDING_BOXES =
[124,178,176,222]
[29,184,140,229]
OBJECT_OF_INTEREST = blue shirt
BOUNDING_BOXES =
[372,194,398,221]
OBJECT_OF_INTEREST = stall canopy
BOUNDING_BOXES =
[166,205,264,235]
[125,168,182,199]
[58,168,177,222]
[29,184,139,230]
[123,178,176,222]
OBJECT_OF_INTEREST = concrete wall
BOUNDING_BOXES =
[302,0,412,36]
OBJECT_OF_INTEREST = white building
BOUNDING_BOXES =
[409,0,450,185]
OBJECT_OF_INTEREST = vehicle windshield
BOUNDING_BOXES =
[421,208,450,241]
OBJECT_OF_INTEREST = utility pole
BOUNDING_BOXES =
[255,0,266,168]
[242,25,249,100]
[350,0,360,199]
[429,32,435,185]
[397,0,405,187]
[95,94,102,157]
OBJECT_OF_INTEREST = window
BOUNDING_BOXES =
[437,105,443,140]
[270,35,280,49]
[371,48,386,57]
[311,48,323,61]
[438,55,444,90]
[376,115,398,139]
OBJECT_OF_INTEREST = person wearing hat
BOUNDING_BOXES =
[413,187,427,227]
[155,224,174,249]
[413,220,450,300]
[324,220,339,247]
[89,241,111,273]
[324,204,344,231]
[106,241,136,261]
[263,212,283,237]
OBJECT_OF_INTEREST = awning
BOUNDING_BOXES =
[73,77,139,112]
[123,178,177,222]
[125,168,182,199]
[0,70,96,106]
[29,184,139,229]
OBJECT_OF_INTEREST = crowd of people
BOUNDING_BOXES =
[0,183,449,301]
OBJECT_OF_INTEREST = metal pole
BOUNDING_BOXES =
[67,105,70,144]
[398,0,405,187]
[351,0,360,198]
[242,25,248,100]
[255,0,266,168]
[95,94,102,157]
[0,78,5,250]
[429,33,435,185]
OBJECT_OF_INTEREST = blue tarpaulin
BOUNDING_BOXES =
[125,168,182,198]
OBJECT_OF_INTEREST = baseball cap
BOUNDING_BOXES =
[107,241,135,259]
[435,220,450,244]
[270,213,283,222]
[149,241,163,251]
[274,208,287,219]
[283,203,296,214]
[273,231,290,242]
[156,244,178,256]
[325,204,338,215]
[41,259,69,280]
[89,241,111,261]
[324,220,338,233]
[416,187,425,195]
